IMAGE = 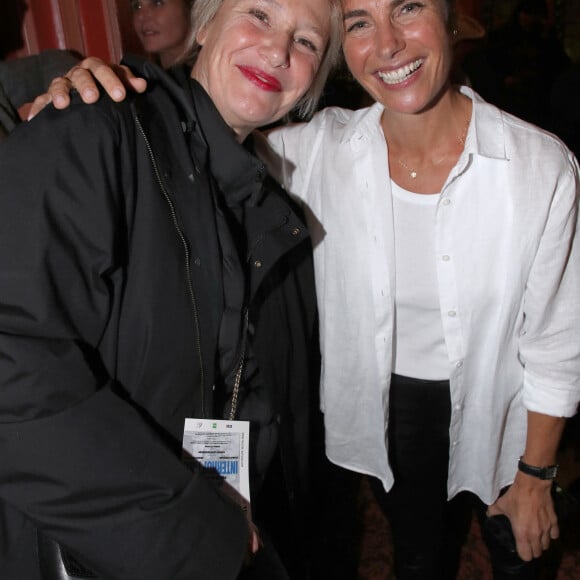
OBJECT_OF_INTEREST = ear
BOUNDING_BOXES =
[196,24,208,46]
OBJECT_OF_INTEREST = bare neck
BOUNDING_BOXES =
[382,88,473,194]
[381,88,471,156]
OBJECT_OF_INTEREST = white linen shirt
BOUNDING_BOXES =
[261,88,580,504]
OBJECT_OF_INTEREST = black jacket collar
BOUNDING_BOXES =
[185,78,266,208]
[123,56,266,209]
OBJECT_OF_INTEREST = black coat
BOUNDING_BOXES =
[0,49,79,140]
[0,58,318,580]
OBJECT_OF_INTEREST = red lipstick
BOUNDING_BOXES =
[237,65,282,92]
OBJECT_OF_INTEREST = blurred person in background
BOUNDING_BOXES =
[130,0,193,68]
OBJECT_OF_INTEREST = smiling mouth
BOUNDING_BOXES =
[378,59,423,85]
[238,66,282,92]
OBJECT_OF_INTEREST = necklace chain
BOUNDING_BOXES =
[395,118,470,180]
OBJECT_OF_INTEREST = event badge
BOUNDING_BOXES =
[182,418,251,518]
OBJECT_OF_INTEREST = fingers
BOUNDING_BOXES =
[74,58,147,101]
[28,92,56,120]
[28,74,78,119]
[115,64,148,94]
[250,527,260,554]
[243,522,262,566]
[512,511,558,561]
[490,481,559,562]
[248,520,262,554]
[67,63,107,103]
[27,56,149,121]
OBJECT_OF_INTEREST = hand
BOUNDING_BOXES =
[244,521,262,565]
[487,473,558,561]
[28,57,147,119]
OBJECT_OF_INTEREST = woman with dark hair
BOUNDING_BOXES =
[266,1,579,577]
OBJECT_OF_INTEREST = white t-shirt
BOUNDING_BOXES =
[391,181,449,380]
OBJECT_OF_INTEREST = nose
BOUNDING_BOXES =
[260,34,291,69]
[376,19,405,59]
[133,5,153,24]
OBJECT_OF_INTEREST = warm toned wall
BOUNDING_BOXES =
[0,0,144,63]
[1,0,577,68]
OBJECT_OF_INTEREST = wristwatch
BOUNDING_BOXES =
[517,457,559,480]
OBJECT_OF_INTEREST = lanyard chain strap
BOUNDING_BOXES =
[228,309,249,421]
[228,353,245,421]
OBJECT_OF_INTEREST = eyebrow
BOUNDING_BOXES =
[255,0,326,36]
[343,0,408,20]
[343,9,369,20]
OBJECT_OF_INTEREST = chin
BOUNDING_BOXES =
[233,99,281,128]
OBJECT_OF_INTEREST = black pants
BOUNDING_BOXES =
[371,374,538,580]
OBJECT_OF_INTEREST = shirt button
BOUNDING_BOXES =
[454,404,462,411]
[253,260,263,269]
[442,255,450,262]
[291,227,301,237]
[448,310,457,317]
[442,198,451,206]
[456,361,463,368]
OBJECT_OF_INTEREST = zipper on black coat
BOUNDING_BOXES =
[134,113,208,418]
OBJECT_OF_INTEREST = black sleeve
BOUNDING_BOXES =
[0,49,80,109]
[0,102,248,579]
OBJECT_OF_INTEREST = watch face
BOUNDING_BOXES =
[545,466,559,479]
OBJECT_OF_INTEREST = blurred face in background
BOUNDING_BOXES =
[131,0,191,68]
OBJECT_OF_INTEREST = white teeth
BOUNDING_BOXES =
[378,59,423,85]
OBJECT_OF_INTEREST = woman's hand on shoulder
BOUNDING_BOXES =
[28,56,147,119]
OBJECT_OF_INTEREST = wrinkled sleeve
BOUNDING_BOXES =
[0,104,247,579]
[0,50,80,109]
[520,150,580,417]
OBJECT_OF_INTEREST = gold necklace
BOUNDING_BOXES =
[395,118,470,180]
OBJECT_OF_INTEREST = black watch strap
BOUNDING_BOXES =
[517,457,559,480]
